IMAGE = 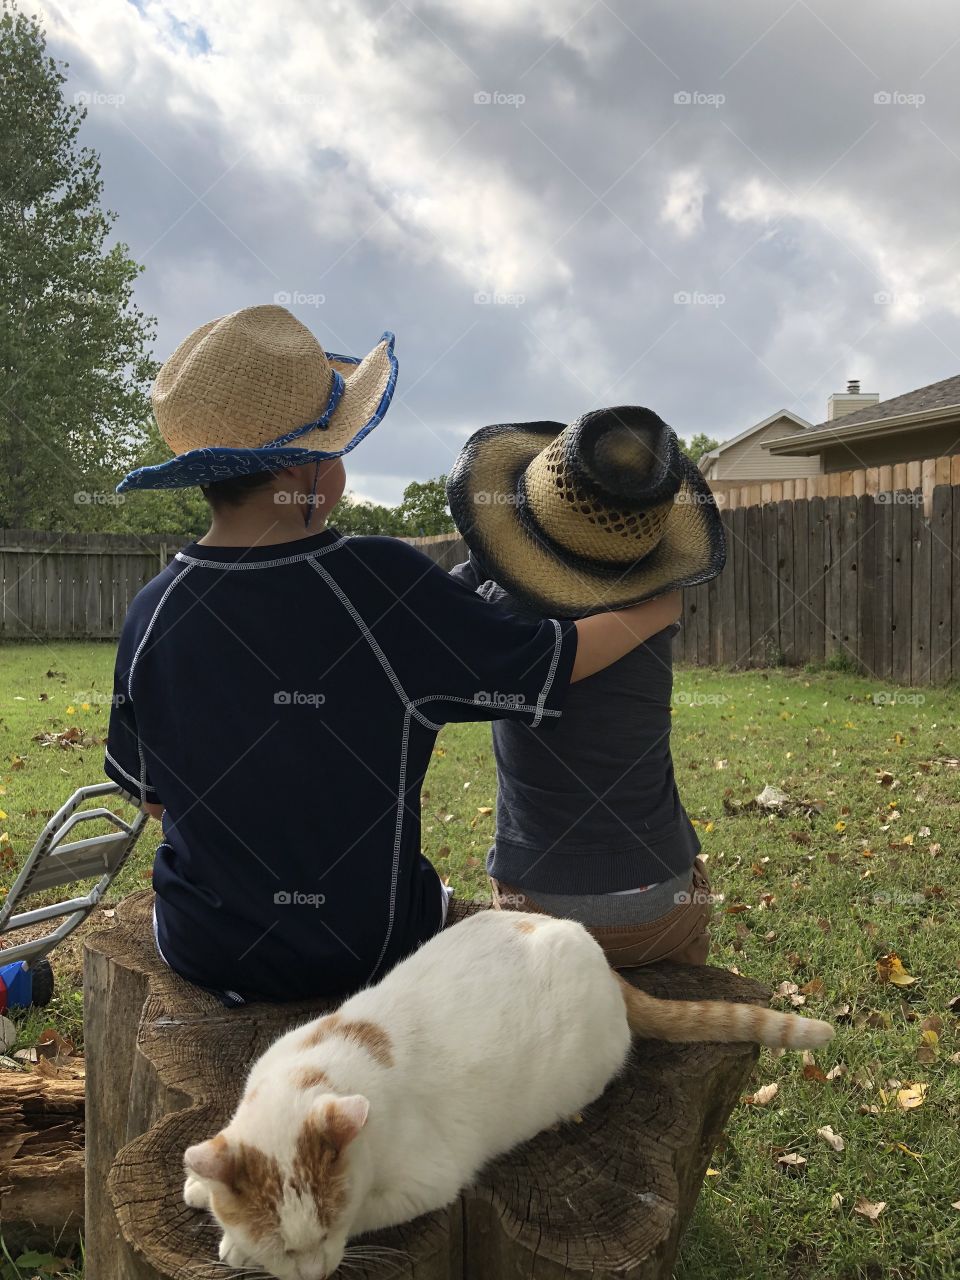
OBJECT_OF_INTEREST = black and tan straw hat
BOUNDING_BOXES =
[118,304,397,492]
[447,406,725,616]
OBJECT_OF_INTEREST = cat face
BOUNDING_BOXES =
[184,1093,369,1279]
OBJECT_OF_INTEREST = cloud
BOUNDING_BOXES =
[36,0,960,500]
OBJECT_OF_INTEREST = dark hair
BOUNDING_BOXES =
[200,470,279,509]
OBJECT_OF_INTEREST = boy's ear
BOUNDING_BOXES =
[184,1133,235,1186]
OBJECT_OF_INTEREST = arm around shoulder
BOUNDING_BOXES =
[571,590,682,682]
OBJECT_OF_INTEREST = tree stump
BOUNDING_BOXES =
[84,891,768,1279]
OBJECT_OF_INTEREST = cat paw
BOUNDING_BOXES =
[184,1174,210,1209]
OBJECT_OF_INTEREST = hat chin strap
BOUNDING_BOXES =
[303,461,322,530]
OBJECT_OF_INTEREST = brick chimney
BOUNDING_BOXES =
[827,379,880,421]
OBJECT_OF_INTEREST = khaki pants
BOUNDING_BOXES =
[487,858,713,969]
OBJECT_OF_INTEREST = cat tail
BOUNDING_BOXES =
[615,974,833,1050]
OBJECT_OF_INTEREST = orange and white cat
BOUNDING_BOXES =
[184,910,832,1280]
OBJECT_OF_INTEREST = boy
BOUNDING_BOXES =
[446,406,726,967]
[105,307,680,1005]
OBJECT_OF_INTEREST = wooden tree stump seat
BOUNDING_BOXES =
[84,891,768,1279]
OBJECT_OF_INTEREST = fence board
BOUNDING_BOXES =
[824,497,842,658]
[806,497,826,664]
[891,500,913,684]
[746,505,765,665]
[858,495,877,679]
[840,496,859,658]
[718,512,736,665]
[874,497,894,682]
[792,498,809,666]
[777,501,795,664]
[761,503,780,662]
[911,495,932,685]
[930,485,953,684]
[734,507,750,666]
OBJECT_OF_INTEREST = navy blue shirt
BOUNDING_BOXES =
[451,556,700,894]
[105,528,576,1002]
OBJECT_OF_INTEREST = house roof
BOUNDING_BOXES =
[699,409,813,469]
[808,371,960,432]
[766,370,960,455]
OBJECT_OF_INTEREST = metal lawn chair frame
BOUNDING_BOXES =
[0,782,148,967]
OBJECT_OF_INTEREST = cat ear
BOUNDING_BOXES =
[320,1094,370,1153]
[184,1133,235,1185]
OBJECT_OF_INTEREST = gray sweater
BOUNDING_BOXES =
[450,556,700,894]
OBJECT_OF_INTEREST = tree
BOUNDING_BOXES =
[397,475,454,536]
[0,1,158,531]
[330,475,455,537]
[677,433,719,465]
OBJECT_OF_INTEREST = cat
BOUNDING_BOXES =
[183,910,832,1280]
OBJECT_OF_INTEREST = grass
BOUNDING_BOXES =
[2,642,960,1278]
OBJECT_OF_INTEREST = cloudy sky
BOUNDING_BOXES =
[41,0,960,503]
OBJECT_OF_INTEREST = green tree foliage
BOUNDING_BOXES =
[0,0,158,531]
[677,432,720,464]
[331,475,455,537]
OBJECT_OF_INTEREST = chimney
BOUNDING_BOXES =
[827,379,879,422]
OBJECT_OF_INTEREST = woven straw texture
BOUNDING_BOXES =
[447,415,725,617]
[152,305,393,457]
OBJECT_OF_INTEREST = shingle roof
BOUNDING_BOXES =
[811,372,960,432]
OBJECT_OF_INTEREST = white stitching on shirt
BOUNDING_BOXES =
[105,748,159,797]
[174,536,347,569]
[306,558,442,730]
[533,619,564,728]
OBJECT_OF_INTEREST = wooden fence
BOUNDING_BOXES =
[708,452,960,514]
[679,485,960,685]
[3,495,959,687]
[0,529,468,641]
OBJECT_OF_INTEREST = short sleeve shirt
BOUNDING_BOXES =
[105,528,577,1002]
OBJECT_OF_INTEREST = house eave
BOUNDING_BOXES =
[764,403,960,455]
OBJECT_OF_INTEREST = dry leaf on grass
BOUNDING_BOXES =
[817,1125,845,1152]
[831,1193,844,1210]
[744,1082,779,1106]
[854,1198,887,1221]
[897,1083,928,1110]
[776,1153,807,1174]
[876,953,916,986]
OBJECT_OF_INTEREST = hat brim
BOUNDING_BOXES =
[117,332,398,493]
[447,421,726,618]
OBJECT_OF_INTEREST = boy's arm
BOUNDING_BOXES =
[571,591,682,682]
[144,801,165,820]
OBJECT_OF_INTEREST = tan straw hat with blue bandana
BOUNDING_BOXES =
[118,305,397,492]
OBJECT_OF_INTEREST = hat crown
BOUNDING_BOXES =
[523,408,684,566]
[152,305,334,455]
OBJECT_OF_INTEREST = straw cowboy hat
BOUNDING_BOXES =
[118,305,397,492]
[447,406,725,617]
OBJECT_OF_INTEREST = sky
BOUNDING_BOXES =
[39,0,960,504]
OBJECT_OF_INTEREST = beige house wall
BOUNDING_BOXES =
[712,418,822,481]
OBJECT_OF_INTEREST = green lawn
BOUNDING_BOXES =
[1,642,959,1279]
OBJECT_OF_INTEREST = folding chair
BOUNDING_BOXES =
[0,782,148,1008]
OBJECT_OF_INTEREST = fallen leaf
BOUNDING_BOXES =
[876,953,916,987]
[476,806,492,815]
[800,977,825,997]
[817,1125,845,1152]
[776,1153,807,1174]
[897,1083,928,1110]
[854,1198,887,1221]
[744,1082,779,1106]
[826,1063,847,1080]
[831,1192,844,1210]
[803,1062,829,1083]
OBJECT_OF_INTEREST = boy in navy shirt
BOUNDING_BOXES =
[106,308,680,1003]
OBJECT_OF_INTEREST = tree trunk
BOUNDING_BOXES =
[84,891,766,1279]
